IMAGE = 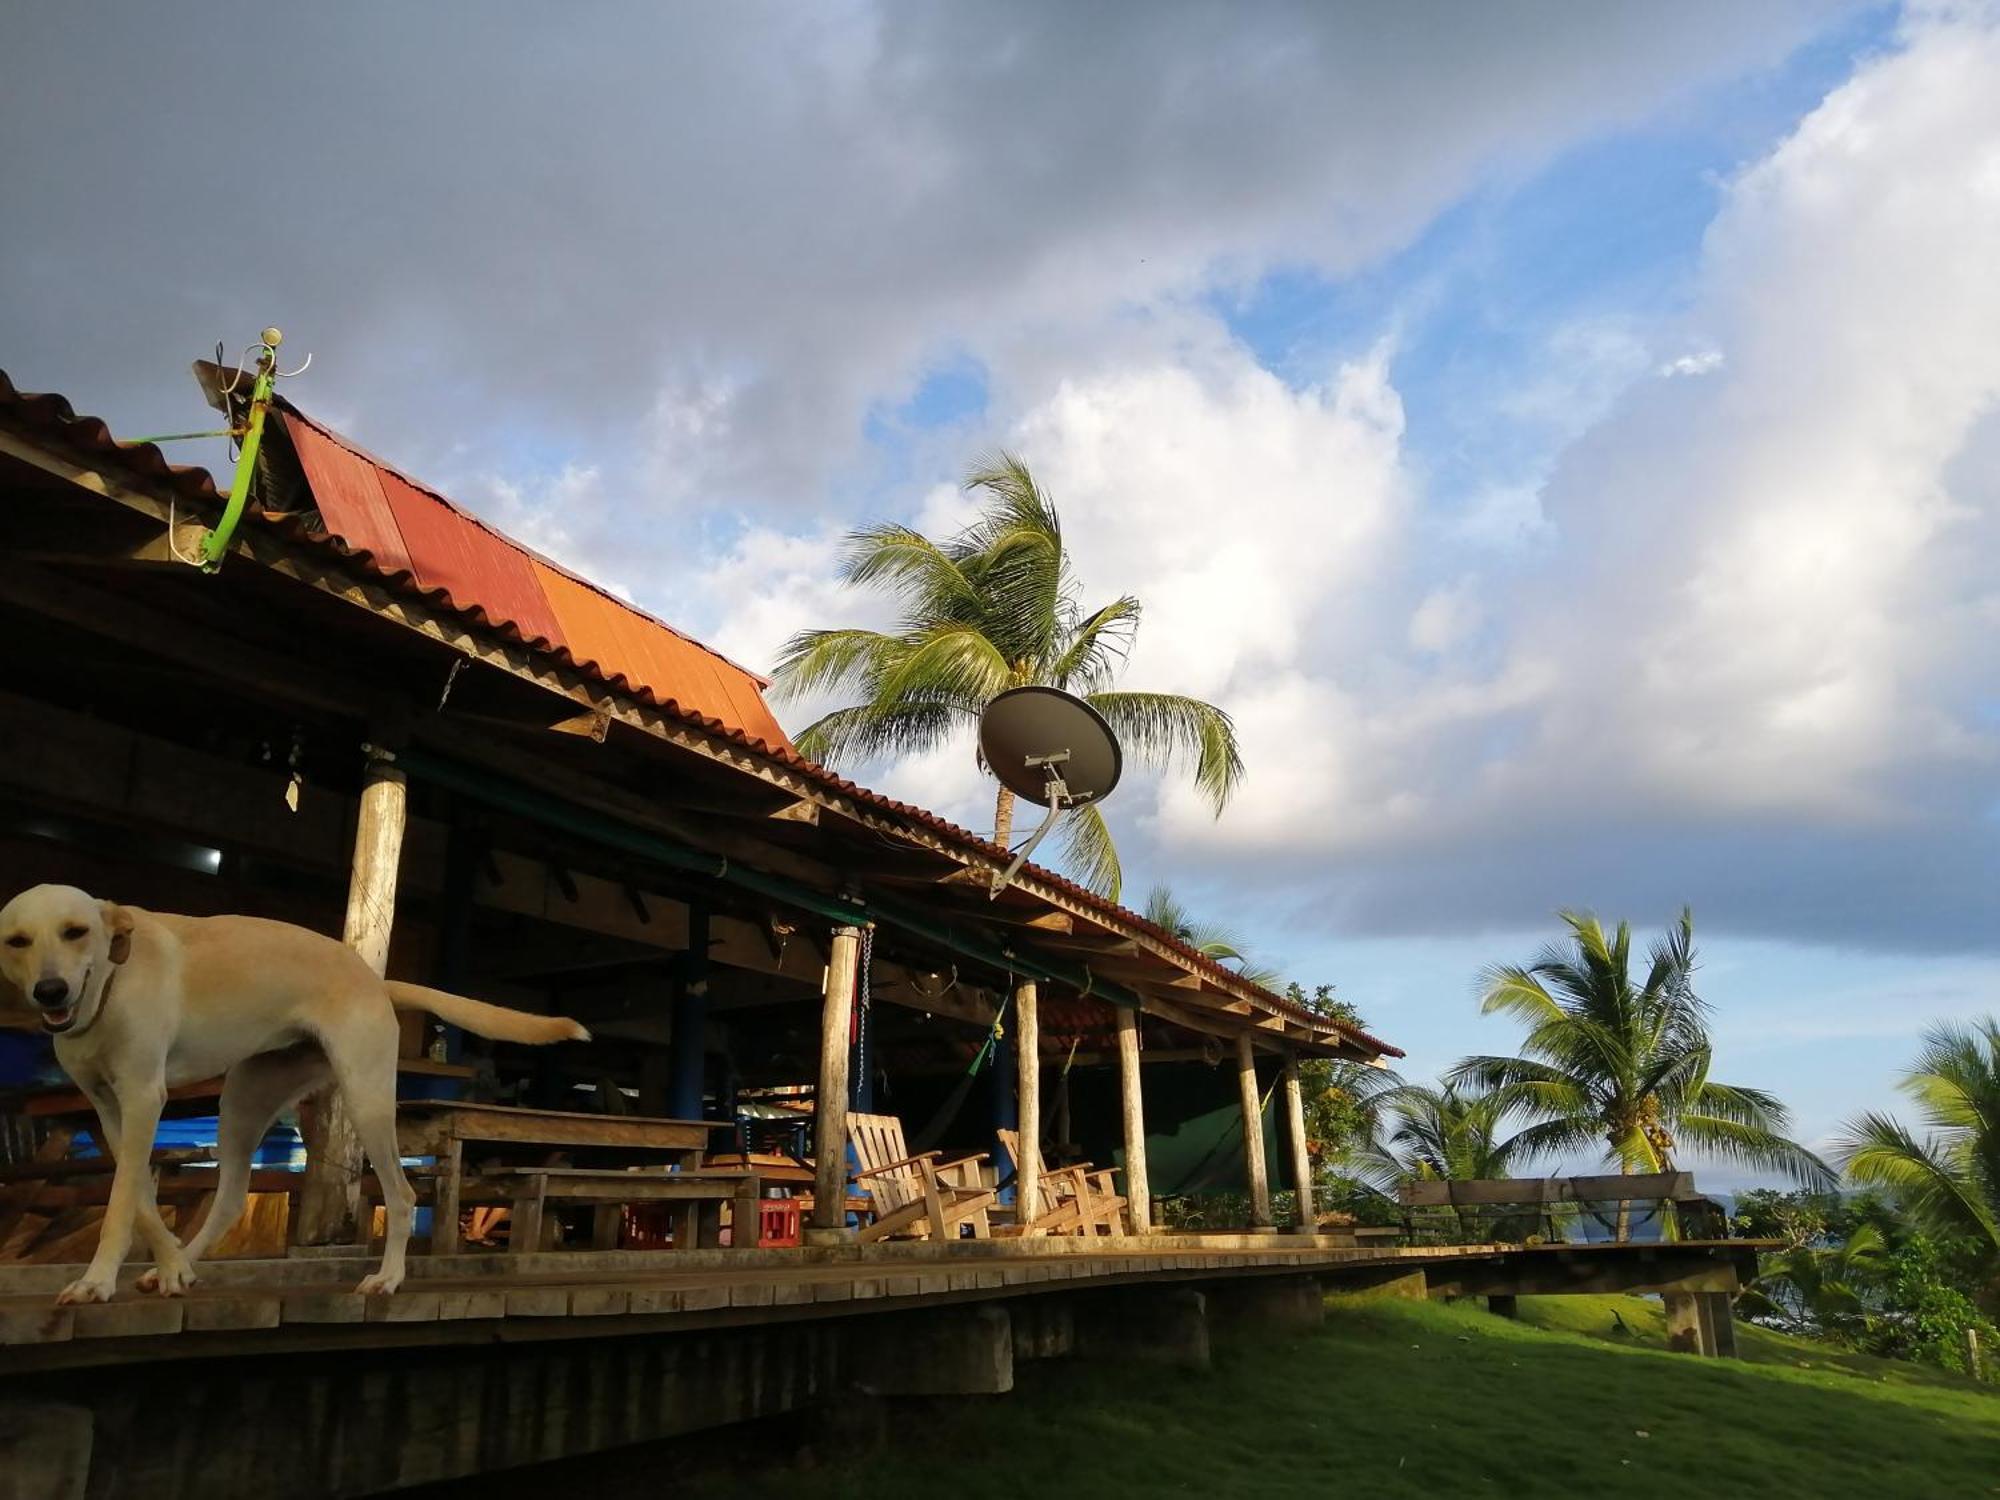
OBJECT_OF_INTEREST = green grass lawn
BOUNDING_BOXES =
[748,1292,2000,1499]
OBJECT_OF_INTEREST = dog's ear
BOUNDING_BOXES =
[100,902,134,965]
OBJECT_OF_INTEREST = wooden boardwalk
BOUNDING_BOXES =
[0,1234,1760,1373]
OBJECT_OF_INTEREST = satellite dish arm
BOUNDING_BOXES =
[989,753,1074,898]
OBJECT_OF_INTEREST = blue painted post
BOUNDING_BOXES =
[989,1012,1018,1205]
[668,908,711,1119]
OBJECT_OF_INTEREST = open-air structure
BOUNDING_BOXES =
[0,362,1758,1498]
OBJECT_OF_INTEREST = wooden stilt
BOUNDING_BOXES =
[1236,1032,1273,1229]
[1014,980,1039,1220]
[1281,1051,1315,1232]
[298,748,406,1246]
[809,925,862,1236]
[1116,1008,1151,1231]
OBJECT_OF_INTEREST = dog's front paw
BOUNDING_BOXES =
[55,1274,116,1306]
[137,1259,196,1297]
[354,1269,403,1296]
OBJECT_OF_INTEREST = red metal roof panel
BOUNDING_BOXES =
[373,467,565,650]
[281,413,414,577]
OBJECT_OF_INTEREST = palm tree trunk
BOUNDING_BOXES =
[994,784,1015,849]
[1616,1161,1632,1243]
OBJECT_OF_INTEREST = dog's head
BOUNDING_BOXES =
[0,884,133,1037]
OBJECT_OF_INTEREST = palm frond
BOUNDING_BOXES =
[792,700,964,767]
[1049,595,1141,693]
[1054,799,1122,900]
[869,625,1012,715]
[1676,1113,1835,1188]
[1836,1109,2000,1250]
[769,627,902,702]
[1086,690,1244,811]
[838,523,982,618]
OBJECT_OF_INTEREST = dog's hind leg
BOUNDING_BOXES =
[140,1045,331,1293]
[319,1013,417,1295]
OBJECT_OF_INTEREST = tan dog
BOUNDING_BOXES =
[0,884,588,1303]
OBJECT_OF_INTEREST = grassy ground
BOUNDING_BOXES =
[735,1292,2000,1499]
[411,1290,2000,1498]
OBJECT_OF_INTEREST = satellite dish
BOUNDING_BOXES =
[976,685,1123,897]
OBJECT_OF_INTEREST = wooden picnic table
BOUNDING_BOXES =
[458,1166,765,1254]
[393,1101,732,1255]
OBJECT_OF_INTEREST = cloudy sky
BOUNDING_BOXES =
[5,2,1998,1182]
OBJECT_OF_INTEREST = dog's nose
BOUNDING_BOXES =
[32,978,69,1006]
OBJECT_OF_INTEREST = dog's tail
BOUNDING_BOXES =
[385,982,591,1045]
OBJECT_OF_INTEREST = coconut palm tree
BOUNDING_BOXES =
[772,455,1243,898]
[1451,908,1832,1238]
[1350,1080,1538,1239]
[1141,885,1280,986]
[1361,1080,1530,1185]
[1738,1222,1888,1338]
[1835,1019,2000,1273]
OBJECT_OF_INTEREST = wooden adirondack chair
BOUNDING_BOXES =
[995,1128,1129,1238]
[848,1113,996,1242]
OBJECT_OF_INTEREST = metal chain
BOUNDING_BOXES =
[855,924,874,1096]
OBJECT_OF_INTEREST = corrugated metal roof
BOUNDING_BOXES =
[272,403,791,753]
[0,368,1401,1059]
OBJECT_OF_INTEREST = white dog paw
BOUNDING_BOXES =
[54,1275,116,1306]
[354,1270,404,1296]
[138,1261,196,1297]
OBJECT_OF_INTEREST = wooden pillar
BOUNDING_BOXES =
[1116,1008,1151,1231]
[1014,980,1040,1221]
[298,748,406,1245]
[1281,1051,1315,1232]
[1236,1032,1273,1229]
[809,925,863,1236]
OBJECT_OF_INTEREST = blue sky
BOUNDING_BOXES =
[4,3,1997,1186]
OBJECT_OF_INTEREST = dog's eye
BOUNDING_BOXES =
[3,935,27,949]
[61,926,89,942]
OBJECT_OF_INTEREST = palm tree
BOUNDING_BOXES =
[1738,1222,1888,1338]
[1141,885,1280,986]
[1451,908,1831,1238]
[1363,1080,1530,1185]
[771,455,1243,899]
[1835,1019,2000,1274]
[1352,1080,1536,1240]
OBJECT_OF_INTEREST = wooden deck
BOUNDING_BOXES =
[0,1234,1761,1373]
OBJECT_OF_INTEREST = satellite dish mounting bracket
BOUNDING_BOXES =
[990,751,1077,898]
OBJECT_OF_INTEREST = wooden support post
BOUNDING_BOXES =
[1697,1290,1739,1359]
[1281,1051,1315,1232]
[297,749,406,1246]
[1116,1008,1151,1232]
[668,908,711,1119]
[1014,980,1040,1223]
[809,926,863,1238]
[1236,1032,1272,1229]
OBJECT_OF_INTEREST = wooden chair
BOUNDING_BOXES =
[847,1113,996,1242]
[995,1128,1128,1238]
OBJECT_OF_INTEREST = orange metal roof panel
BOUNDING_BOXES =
[281,414,414,577]
[528,559,790,747]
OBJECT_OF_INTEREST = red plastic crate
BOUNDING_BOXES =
[756,1197,802,1249]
